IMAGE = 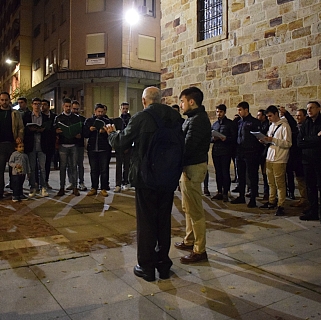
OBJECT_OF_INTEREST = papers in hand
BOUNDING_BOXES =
[93,118,105,130]
[250,131,268,143]
[58,121,82,139]
[26,122,52,130]
[212,130,226,139]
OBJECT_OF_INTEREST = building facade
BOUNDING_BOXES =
[161,0,321,119]
[1,0,161,118]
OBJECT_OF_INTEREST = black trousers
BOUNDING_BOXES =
[11,174,26,197]
[303,161,321,217]
[135,188,174,272]
[236,153,260,201]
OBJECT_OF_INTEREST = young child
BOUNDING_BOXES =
[8,142,31,202]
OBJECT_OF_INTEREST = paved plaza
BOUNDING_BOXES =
[0,156,320,320]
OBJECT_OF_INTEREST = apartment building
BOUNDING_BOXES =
[0,0,161,117]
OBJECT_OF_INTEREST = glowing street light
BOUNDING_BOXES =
[5,58,19,64]
[124,8,140,26]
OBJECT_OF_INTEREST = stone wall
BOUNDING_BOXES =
[160,0,321,119]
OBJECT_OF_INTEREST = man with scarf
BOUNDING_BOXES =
[112,102,132,193]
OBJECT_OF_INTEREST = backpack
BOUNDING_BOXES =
[141,108,184,192]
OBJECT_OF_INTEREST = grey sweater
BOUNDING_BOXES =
[9,151,31,175]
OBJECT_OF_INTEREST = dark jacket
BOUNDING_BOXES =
[43,111,57,154]
[211,116,237,157]
[297,113,321,164]
[112,113,131,131]
[236,113,262,155]
[182,105,211,166]
[76,114,86,148]
[54,113,82,145]
[23,112,52,154]
[83,115,112,152]
[108,103,183,188]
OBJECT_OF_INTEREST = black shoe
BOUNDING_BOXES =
[288,192,296,200]
[231,187,239,193]
[133,265,155,282]
[222,194,229,202]
[211,193,223,200]
[203,187,210,196]
[275,206,285,216]
[299,213,319,221]
[231,196,246,204]
[157,261,173,280]
[247,200,257,208]
[260,202,277,209]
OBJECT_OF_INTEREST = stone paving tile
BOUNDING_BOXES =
[70,296,176,320]
[0,267,38,289]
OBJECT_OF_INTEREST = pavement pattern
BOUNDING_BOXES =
[0,157,321,320]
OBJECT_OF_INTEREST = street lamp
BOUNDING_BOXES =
[5,58,19,65]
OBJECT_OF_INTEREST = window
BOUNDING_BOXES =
[86,0,105,13]
[52,13,56,32]
[136,0,155,17]
[138,35,155,61]
[33,24,40,38]
[197,0,226,44]
[44,22,49,39]
[45,55,49,75]
[33,58,40,71]
[86,33,105,58]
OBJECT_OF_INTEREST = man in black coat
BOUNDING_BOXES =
[298,101,321,221]
[211,104,237,202]
[231,101,262,208]
[107,87,184,282]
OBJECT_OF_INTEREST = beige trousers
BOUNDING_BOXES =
[179,162,207,254]
[266,161,287,207]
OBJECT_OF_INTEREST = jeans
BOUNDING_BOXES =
[11,174,26,197]
[213,154,232,195]
[0,142,15,196]
[68,146,85,185]
[135,188,174,273]
[236,153,260,201]
[59,145,78,189]
[115,149,131,186]
[28,150,46,189]
[88,150,111,190]
[179,162,207,254]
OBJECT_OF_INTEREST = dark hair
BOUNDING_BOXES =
[265,105,279,115]
[237,101,249,111]
[18,97,27,103]
[0,91,10,98]
[172,104,180,111]
[297,108,307,116]
[63,98,72,104]
[307,101,321,108]
[15,141,23,148]
[216,104,227,112]
[41,99,50,106]
[72,100,80,106]
[179,87,203,107]
[32,97,41,103]
[258,109,266,115]
[121,102,129,107]
[94,103,105,111]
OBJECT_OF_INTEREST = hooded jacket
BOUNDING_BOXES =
[266,117,292,163]
[108,103,183,188]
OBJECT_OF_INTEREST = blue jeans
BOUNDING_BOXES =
[88,150,111,190]
[28,150,46,189]
[59,145,78,189]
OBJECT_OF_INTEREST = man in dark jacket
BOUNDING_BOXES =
[211,104,237,202]
[83,103,113,197]
[23,97,51,198]
[231,101,262,208]
[107,87,184,282]
[174,87,211,264]
[54,98,82,196]
[112,102,131,193]
[298,101,321,221]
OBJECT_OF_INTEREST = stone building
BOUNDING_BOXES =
[160,0,321,119]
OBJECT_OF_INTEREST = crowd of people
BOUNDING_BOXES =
[0,92,132,202]
[1,88,320,282]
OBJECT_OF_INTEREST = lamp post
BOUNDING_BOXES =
[5,59,19,65]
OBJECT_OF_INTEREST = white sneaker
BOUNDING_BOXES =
[79,183,87,191]
[122,184,129,191]
[41,187,49,197]
[114,186,121,193]
[29,189,37,198]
